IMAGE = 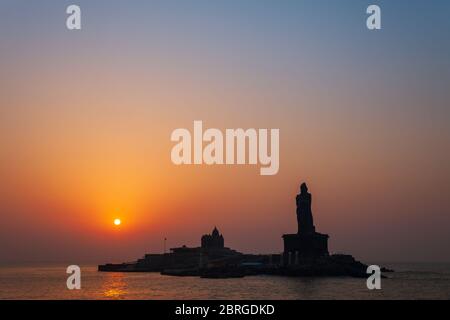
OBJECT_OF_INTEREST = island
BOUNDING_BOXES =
[99,182,392,278]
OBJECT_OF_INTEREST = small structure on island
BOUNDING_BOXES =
[98,226,244,273]
[283,183,329,264]
[201,227,224,249]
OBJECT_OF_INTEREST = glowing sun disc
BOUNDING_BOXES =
[114,218,121,226]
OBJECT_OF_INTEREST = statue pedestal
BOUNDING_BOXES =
[282,232,329,264]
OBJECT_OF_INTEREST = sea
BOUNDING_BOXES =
[0,263,449,300]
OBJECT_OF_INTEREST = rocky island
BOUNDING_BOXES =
[99,182,392,278]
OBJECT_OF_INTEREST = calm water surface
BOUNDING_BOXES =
[0,263,449,299]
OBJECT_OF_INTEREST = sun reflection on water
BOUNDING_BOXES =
[102,273,128,299]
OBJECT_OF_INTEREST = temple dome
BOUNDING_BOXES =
[201,227,224,249]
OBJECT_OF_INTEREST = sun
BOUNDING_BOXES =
[114,218,121,226]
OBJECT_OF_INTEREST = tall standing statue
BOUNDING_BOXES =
[296,182,316,234]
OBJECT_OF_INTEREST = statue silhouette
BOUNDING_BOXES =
[296,183,315,234]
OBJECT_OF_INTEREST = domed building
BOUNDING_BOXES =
[201,227,224,250]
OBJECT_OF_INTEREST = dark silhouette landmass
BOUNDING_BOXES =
[99,182,393,278]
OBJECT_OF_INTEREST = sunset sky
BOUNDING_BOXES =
[1,0,449,264]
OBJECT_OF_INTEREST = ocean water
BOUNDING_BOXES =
[0,263,449,300]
